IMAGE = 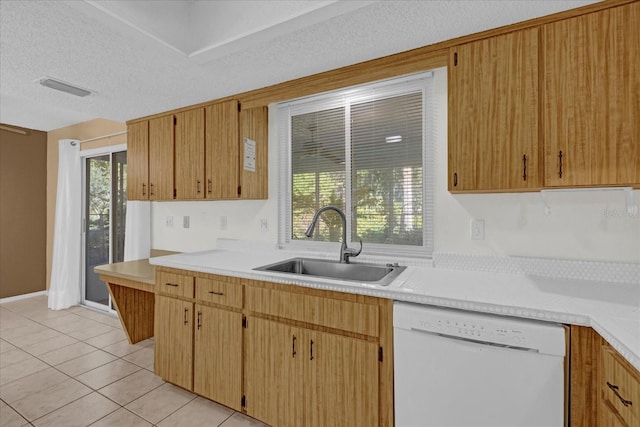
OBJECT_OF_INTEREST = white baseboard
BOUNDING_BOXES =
[0,290,48,304]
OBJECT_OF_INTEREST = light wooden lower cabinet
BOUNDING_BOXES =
[569,325,639,427]
[154,295,194,391]
[194,304,243,410]
[244,317,379,427]
[154,267,393,427]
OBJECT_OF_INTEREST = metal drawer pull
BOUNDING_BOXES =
[165,283,179,287]
[607,382,633,407]
[184,307,189,325]
[208,291,224,296]
[292,335,297,358]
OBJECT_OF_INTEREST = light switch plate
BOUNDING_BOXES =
[166,216,174,228]
[183,216,190,228]
[471,219,485,240]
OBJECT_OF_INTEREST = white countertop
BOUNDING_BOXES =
[149,247,640,371]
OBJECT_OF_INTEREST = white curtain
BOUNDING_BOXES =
[124,201,151,261]
[48,139,82,310]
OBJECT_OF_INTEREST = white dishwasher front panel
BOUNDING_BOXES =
[393,302,566,427]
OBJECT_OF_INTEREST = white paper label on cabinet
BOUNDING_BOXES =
[243,138,256,172]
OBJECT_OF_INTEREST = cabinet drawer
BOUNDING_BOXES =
[196,278,242,309]
[157,272,194,299]
[246,286,379,337]
[601,345,639,427]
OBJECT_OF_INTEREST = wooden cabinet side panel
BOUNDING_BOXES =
[126,121,149,200]
[239,106,268,199]
[449,29,539,192]
[305,329,379,427]
[154,295,194,390]
[148,115,174,200]
[569,325,600,427]
[244,317,302,427]
[194,305,242,410]
[206,101,239,199]
[175,108,205,200]
[543,3,640,187]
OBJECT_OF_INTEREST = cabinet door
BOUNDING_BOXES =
[205,101,239,199]
[154,295,193,390]
[542,3,640,187]
[175,108,205,199]
[194,304,242,410]
[148,115,174,200]
[305,330,379,427]
[239,106,268,199]
[127,121,149,200]
[244,317,302,427]
[449,28,539,192]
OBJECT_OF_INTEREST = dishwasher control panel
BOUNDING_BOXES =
[394,302,566,356]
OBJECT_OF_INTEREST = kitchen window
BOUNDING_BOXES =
[278,72,434,257]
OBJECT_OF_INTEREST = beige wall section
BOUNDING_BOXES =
[46,118,126,290]
[1,126,48,298]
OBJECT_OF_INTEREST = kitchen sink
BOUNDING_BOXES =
[253,257,406,286]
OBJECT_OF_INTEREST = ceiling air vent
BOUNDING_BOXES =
[39,77,91,97]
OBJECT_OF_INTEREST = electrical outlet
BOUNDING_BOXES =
[220,215,227,230]
[183,216,190,228]
[471,219,485,240]
[260,218,268,231]
[166,216,174,228]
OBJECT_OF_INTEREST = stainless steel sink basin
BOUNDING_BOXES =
[254,257,406,286]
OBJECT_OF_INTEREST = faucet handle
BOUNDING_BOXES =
[344,239,363,263]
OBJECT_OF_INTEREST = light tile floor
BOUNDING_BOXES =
[0,296,267,427]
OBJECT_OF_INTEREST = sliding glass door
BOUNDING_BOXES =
[83,149,127,311]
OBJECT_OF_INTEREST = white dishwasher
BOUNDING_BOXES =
[394,302,567,427]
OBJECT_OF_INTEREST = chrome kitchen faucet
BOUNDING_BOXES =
[304,206,362,264]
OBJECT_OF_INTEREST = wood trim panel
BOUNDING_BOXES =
[99,274,154,293]
[245,285,379,337]
[570,325,600,427]
[105,282,154,344]
[127,0,632,124]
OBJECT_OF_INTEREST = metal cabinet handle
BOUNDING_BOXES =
[558,151,563,178]
[208,291,224,296]
[522,154,527,181]
[183,307,189,325]
[310,339,314,360]
[607,382,633,407]
[453,172,458,187]
[207,179,212,194]
[197,311,201,330]
[150,183,155,196]
[197,180,201,194]
[292,335,297,358]
[142,183,146,196]
[165,283,179,287]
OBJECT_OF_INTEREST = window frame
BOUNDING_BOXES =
[277,71,434,259]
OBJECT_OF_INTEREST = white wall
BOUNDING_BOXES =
[152,68,640,263]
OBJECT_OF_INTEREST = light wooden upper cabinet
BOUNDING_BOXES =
[205,101,239,199]
[148,115,175,200]
[175,108,205,200]
[542,3,640,188]
[239,106,268,199]
[127,120,149,200]
[448,28,540,192]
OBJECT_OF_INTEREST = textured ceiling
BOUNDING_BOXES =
[0,0,599,132]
